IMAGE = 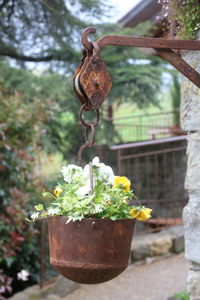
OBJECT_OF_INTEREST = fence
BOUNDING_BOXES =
[110,135,188,234]
[106,110,182,142]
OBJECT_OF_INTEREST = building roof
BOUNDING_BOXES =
[119,0,163,36]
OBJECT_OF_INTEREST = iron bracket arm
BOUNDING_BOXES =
[82,27,200,88]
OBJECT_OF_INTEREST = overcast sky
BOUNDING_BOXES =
[109,0,141,21]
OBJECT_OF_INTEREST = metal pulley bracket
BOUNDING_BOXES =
[74,41,112,111]
[74,27,200,93]
[75,27,200,164]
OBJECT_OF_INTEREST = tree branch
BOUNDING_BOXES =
[0,42,79,63]
[0,49,54,62]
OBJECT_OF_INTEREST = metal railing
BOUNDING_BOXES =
[105,110,183,142]
[110,135,188,234]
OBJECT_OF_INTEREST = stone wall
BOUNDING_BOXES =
[181,34,200,300]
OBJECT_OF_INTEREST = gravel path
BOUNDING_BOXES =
[62,253,188,300]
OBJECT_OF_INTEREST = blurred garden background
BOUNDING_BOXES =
[0,0,185,298]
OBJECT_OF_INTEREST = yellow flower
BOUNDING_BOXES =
[113,176,131,192]
[54,187,63,197]
[129,207,152,221]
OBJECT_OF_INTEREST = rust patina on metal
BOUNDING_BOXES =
[48,217,135,284]
[74,27,200,107]
[73,45,112,110]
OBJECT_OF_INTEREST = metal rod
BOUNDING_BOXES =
[110,135,187,151]
[89,162,94,195]
[40,220,45,289]
[96,35,200,50]
[119,146,186,161]
[108,110,179,122]
[156,48,200,88]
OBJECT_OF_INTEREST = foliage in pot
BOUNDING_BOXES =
[29,157,152,284]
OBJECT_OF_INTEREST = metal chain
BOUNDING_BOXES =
[78,104,102,165]
[79,103,100,128]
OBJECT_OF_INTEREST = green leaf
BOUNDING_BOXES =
[110,216,117,221]
[25,218,34,223]
[5,257,15,268]
[40,212,48,217]
[34,204,44,211]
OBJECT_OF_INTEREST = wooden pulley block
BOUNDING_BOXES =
[73,42,112,111]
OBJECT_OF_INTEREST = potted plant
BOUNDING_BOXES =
[29,157,152,284]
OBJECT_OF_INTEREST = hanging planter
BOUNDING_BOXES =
[28,71,152,284]
[28,27,184,285]
[27,24,200,285]
[29,157,152,284]
[48,216,135,284]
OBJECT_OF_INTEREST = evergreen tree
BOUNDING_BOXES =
[0,0,108,65]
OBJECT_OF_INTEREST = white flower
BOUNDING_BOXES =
[83,157,114,185]
[92,156,100,167]
[83,157,100,178]
[31,212,39,221]
[75,182,91,196]
[17,270,29,281]
[83,164,90,178]
[61,165,83,183]
[47,208,60,216]
[99,164,115,184]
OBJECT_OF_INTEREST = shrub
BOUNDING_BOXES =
[0,75,52,297]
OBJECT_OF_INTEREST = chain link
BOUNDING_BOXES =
[77,142,102,165]
[78,104,102,165]
[79,103,100,127]
[84,124,95,146]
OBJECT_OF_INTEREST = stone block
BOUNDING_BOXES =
[131,232,172,262]
[165,226,185,253]
[46,295,60,300]
[131,236,150,261]
[173,236,185,254]
[185,133,200,192]
[181,50,200,131]
[187,263,200,300]
[183,199,200,264]
[9,285,40,300]
[45,275,80,298]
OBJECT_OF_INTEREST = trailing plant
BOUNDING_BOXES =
[29,157,152,223]
[159,0,200,39]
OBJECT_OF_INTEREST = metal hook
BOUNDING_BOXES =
[81,27,96,53]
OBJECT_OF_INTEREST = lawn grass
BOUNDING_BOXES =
[114,93,173,119]
[112,95,175,142]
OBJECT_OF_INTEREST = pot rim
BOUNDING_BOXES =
[48,216,135,222]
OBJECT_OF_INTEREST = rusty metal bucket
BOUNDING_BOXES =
[48,216,135,284]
